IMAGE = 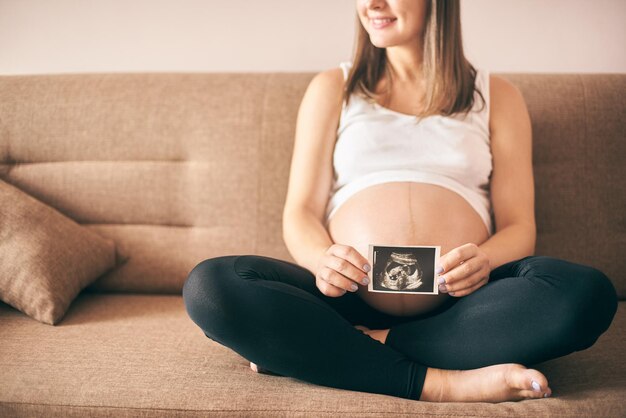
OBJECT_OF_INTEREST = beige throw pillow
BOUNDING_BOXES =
[0,180,118,325]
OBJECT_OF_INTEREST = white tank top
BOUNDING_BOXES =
[325,61,494,237]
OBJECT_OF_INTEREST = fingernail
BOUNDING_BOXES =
[438,276,446,285]
[361,277,370,285]
[363,264,371,272]
[531,380,541,392]
[436,266,444,274]
[543,392,550,398]
[438,284,447,293]
[350,283,358,291]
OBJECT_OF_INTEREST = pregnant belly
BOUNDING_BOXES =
[327,182,490,317]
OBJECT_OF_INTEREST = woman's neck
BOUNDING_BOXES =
[385,42,425,83]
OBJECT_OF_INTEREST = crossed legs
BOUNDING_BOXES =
[182,254,618,402]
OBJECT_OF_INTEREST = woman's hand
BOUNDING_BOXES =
[315,244,371,297]
[437,243,491,297]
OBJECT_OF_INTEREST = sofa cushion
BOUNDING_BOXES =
[0,180,118,325]
[0,294,623,417]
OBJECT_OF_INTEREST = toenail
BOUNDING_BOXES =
[531,380,541,392]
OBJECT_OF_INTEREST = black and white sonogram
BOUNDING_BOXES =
[367,244,441,294]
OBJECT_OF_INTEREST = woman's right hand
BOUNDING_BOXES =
[315,244,371,297]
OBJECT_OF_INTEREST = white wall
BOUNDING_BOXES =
[463,0,626,73]
[0,0,624,75]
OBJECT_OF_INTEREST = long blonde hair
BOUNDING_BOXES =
[344,0,486,118]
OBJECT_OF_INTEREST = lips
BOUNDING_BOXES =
[370,17,397,29]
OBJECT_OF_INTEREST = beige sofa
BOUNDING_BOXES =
[0,71,624,417]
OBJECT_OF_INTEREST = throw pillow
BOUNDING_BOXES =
[0,179,118,325]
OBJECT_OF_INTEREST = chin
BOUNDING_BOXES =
[369,38,394,49]
[368,33,406,49]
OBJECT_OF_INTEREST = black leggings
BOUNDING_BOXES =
[182,254,618,401]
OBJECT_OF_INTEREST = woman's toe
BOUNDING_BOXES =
[504,365,551,397]
[526,372,550,396]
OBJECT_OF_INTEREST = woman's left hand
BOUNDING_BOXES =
[436,243,491,297]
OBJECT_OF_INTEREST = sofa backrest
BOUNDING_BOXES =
[0,73,624,299]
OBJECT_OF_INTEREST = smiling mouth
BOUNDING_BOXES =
[370,17,397,30]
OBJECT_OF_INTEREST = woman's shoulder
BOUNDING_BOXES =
[488,71,531,141]
[310,66,345,95]
[488,72,526,108]
[481,67,524,99]
[301,67,346,121]
[307,62,353,100]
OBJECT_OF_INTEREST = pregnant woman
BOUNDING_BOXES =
[183,0,618,403]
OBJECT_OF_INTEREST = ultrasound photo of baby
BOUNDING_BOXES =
[367,244,441,294]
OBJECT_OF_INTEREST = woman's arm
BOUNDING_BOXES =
[479,75,537,271]
[282,68,345,276]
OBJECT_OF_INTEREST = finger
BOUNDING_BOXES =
[440,257,481,286]
[438,243,478,276]
[329,244,371,277]
[316,276,348,297]
[447,275,488,297]
[443,265,485,292]
[328,252,370,287]
[319,265,360,293]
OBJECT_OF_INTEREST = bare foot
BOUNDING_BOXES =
[420,363,553,402]
[354,325,552,402]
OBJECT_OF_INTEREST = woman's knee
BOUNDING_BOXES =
[525,256,618,344]
[573,265,619,335]
[522,256,616,295]
[182,255,240,329]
